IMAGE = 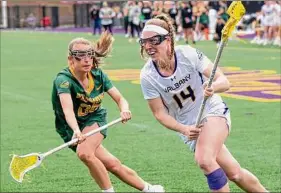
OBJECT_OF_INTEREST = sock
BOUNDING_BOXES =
[142,182,152,192]
[102,187,114,192]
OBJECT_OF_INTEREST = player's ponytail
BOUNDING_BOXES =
[93,31,114,68]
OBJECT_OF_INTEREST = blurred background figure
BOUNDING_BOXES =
[164,1,180,41]
[89,4,101,35]
[26,13,37,29]
[2,1,279,47]
[213,15,226,47]
[128,1,141,42]
[250,11,264,45]
[208,5,217,40]
[180,1,195,44]
[260,1,275,46]
[99,1,115,34]
[141,1,152,29]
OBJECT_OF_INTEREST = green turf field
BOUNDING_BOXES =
[1,31,280,192]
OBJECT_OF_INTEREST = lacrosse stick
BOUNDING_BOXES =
[9,117,122,183]
[195,1,246,127]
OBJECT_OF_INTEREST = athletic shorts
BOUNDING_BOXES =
[178,108,231,152]
[56,120,107,152]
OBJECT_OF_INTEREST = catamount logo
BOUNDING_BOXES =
[104,67,281,102]
[59,81,69,89]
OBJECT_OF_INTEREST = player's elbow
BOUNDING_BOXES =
[153,111,166,123]
[224,78,231,91]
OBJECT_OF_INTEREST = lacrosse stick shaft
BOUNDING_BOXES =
[42,118,122,157]
[195,40,227,127]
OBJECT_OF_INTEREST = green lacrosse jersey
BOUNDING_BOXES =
[52,67,113,142]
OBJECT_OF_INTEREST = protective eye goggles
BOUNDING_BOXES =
[139,34,169,47]
[69,49,95,61]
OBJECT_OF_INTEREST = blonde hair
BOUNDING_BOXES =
[68,31,114,68]
[140,14,175,60]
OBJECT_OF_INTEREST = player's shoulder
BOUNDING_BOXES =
[55,67,72,80]
[175,45,196,53]
[175,45,199,60]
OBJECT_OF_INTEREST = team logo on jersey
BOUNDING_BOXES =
[164,75,191,93]
[196,49,203,61]
[96,84,102,90]
[59,81,70,89]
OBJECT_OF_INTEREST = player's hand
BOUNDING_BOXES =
[71,129,86,146]
[203,81,214,97]
[120,110,132,123]
[182,124,203,140]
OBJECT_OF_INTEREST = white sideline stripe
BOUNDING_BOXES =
[128,122,148,129]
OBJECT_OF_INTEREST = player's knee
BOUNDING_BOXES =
[77,151,96,163]
[227,168,243,182]
[195,154,216,171]
[104,158,122,174]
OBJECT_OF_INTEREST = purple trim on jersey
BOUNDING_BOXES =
[152,53,177,78]
[198,72,204,85]
[222,102,229,114]
[160,95,169,113]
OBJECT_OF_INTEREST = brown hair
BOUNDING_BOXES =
[68,31,114,68]
[140,14,175,60]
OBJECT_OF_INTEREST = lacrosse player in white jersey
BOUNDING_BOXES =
[139,14,268,193]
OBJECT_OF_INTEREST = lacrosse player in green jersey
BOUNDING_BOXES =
[51,31,164,193]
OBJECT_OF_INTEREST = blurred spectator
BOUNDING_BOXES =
[250,12,264,44]
[141,1,152,28]
[26,13,37,28]
[41,16,51,28]
[123,2,130,37]
[152,1,163,18]
[128,1,141,41]
[208,5,217,40]
[218,7,228,22]
[180,1,195,44]
[89,4,102,35]
[199,7,209,40]
[99,1,115,34]
[213,16,225,47]
[113,5,123,29]
[164,1,179,39]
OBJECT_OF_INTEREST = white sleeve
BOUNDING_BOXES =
[140,76,160,100]
[194,48,212,73]
[179,45,211,73]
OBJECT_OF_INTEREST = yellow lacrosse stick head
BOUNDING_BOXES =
[9,153,43,183]
[222,1,246,41]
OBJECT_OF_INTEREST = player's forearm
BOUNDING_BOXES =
[117,97,130,112]
[63,110,80,132]
[212,75,230,93]
[154,112,185,133]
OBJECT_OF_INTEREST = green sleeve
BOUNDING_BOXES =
[54,75,71,94]
[102,71,113,92]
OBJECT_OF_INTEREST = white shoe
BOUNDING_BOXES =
[273,37,280,46]
[146,185,165,192]
[250,37,259,44]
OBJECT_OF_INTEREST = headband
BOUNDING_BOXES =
[142,25,169,35]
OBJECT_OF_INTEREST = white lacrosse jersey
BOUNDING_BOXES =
[140,45,227,126]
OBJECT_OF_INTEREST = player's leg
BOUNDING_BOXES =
[76,123,113,192]
[195,116,230,192]
[95,145,164,192]
[217,144,268,192]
